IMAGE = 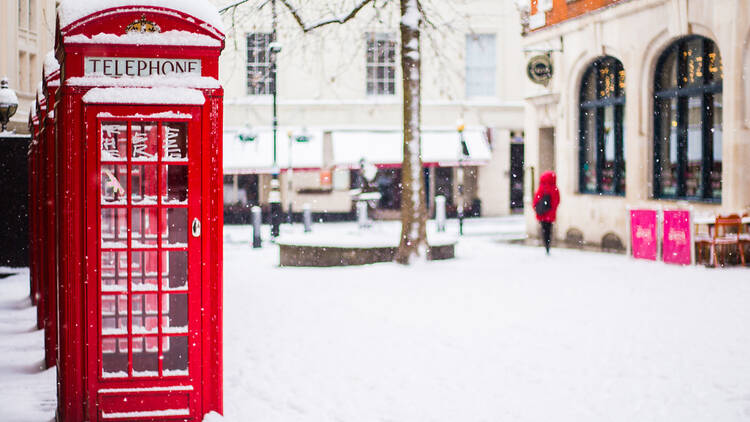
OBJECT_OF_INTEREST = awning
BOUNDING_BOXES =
[331,130,492,168]
[223,127,324,174]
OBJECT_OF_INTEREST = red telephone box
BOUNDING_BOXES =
[55,2,224,420]
[42,57,60,369]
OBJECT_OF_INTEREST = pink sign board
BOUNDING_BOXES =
[662,210,691,265]
[630,210,658,260]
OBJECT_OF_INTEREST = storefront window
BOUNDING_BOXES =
[579,56,626,195]
[654,36,722,201]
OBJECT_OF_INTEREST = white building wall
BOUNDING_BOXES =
[0,0,57,133]
[521,0,750,247]
[212,0,526,216]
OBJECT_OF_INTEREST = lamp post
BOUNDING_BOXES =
[287,130,294,224]
[456,120,467,235]
[269,0,282,238]
[0,78,19,133]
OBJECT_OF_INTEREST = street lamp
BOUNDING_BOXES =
[286,130,294,224]
[456,120,468,235]
[0,77,19,133]
[268,12,283,238]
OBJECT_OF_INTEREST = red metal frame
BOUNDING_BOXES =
[54,5,224,421]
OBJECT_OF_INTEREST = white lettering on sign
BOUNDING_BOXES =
[85,57,201,77]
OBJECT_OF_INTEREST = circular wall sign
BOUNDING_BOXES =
[527,55,553,86]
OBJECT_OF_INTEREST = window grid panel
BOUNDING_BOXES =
[653,36,722,201]
[99,118,191,380]
[247,33,274,95]
[366,33,396,96]
[578,57,626,195]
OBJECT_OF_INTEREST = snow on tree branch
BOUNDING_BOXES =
[279,0,375,32]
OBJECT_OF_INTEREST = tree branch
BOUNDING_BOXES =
[279,0,375,32]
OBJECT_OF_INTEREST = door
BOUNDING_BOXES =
[510,143,524,210]
[86,106,202,421]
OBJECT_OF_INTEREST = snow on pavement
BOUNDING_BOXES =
[2,218,750,422]
[222,222,750,422]
[0,268,56,422]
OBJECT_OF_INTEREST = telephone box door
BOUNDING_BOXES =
[85,105,203,420]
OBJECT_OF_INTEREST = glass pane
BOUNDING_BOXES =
[684,38,705,87]
[580,108,597,192]
[131,208,159,248]
[131,122,158,162]
[101,122,127,162]
[707,41,723,83]
[685,96,703,197]
[131,165,158,205]
[102,294,128,336]
[102,337,128,378]
[656,98,679,197]
[598,61,616,99]
[162,293,188,333]
[581,68,597,102]
[162,251,188,290]
[131,251,158,292]
[617,67,626,98]
[132,336,159,377]
[162,208,188,247]
[101,165,127,205]
[162,336,189,376]
[163,123,188,162]
[161,165,188,205]
[601,106,616,193]
[101,208,127,248]
[132,294,159,335]
[617,105,626,194]
[101,251,127,292]
[710,93,722,199]
[657,48,678,91]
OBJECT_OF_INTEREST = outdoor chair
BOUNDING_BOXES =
[709,214,747,267]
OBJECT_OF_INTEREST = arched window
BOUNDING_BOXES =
[579,57,626,195]
[654,36,723,201]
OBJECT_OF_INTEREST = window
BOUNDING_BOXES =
[246,33,274,95]
[366,33,396,96]
[579,56,626,195]
[466,34,496,97]
[654,36,722,201]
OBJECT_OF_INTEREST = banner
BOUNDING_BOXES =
[662,210,691,265]
[630,210,658,260]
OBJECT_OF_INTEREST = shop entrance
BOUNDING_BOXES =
[510,142,524,210]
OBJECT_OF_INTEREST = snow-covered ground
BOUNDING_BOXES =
[2,217,750,422]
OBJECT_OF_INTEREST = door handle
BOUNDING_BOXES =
[192,218,201,237]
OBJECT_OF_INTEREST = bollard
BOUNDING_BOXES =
[303,203,312,233]
[435,195,446,232]
[251,206,262,248]
[356,200,369,229]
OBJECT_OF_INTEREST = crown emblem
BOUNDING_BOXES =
[126,14,161,33]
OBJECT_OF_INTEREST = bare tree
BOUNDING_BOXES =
[219,0,443,264]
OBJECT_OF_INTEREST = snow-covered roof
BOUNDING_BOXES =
[65,30,221,47]
[82,87,205,105]
[332,130,492,168]
[43,51,60,78]
[223,128,324,173]
[57,0,224,33]
[68,75,220,89]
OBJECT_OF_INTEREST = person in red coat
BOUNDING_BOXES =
[533,171,560,255]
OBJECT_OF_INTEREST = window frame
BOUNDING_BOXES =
[246,33,274,96]
[365,32,397,96]
[578,56,626,196]
[653,35,723,203]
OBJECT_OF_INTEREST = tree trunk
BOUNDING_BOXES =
[395,0,427,264]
